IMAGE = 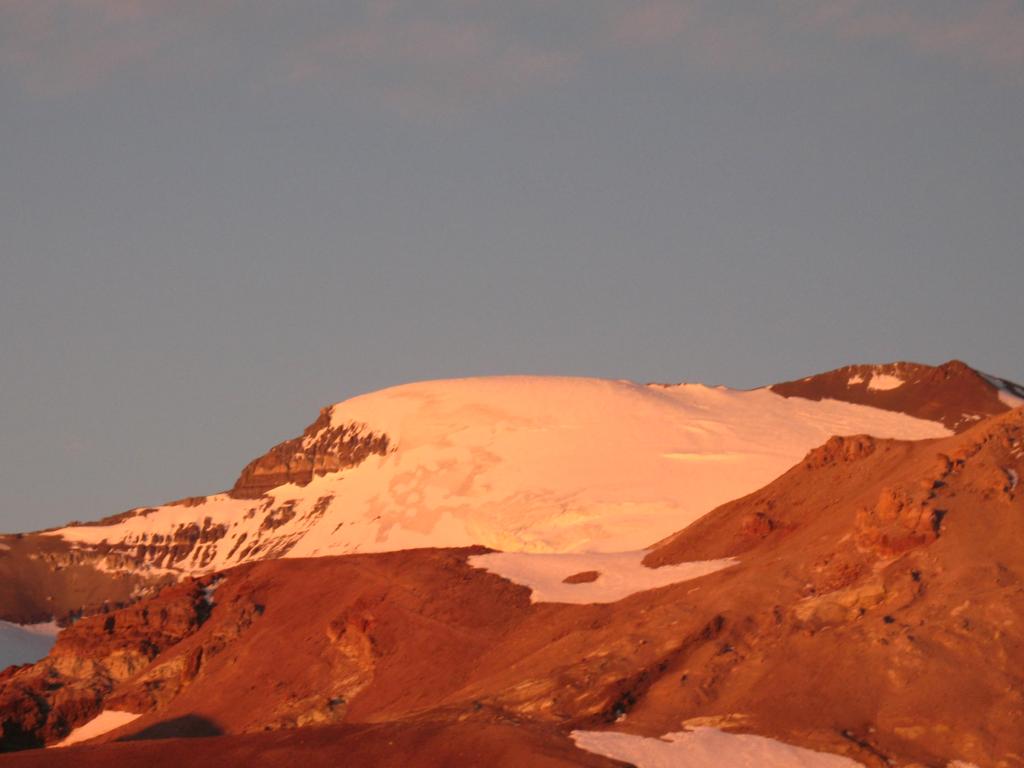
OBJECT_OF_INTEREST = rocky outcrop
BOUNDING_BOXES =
[0,578,214,751]
[230,410,390,499]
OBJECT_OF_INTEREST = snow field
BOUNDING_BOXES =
[468,550,736,603]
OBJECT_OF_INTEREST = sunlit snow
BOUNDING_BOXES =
[468,550,736,603]
[49,376,952,570]
[866,374,904,391]
[53,710,141,747]
[572,727,864,768]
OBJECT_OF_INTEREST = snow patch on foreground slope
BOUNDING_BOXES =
[572,728,864,768]
[468,551,735,604]
[0,620,60,669]
[53,710,140,747]
[50,377,952,568]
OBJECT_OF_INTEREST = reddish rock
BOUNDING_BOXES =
[771,359,1022,431]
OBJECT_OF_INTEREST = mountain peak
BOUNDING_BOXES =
[770,359,1022,431]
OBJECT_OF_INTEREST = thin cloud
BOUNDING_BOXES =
[282,7,579,118]
[0,0,238,96]
[2,1,1020,104]
[608,1,694,47]
[605,0,1024,80]
[795,0,1024,80]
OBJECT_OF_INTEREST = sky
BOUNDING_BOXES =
[1,0,1022,532]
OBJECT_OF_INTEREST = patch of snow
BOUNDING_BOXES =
[572,727,864,768]
[468,551,736,604]
[866,374,904,391]
[0,620,60,669]
[53,710,141,747]
[48,376,951,569]
[0,542,10,551]
[847,374,865,386]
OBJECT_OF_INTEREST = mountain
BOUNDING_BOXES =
[2,395,1022,766]
[1,359,1022,766]
[7,360,1010,627]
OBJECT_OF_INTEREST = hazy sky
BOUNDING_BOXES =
[1,1,1022,532]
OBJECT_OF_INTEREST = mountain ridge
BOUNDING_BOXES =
[3,361,1001,627]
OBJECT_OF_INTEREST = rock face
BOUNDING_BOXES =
[771,359,1023,431]
[229,410,390,499]
[0,579,213,750]
[2,409,1023,766]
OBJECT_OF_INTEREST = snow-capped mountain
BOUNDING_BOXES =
[3,400,1023,765]
[0,360,1018,630]
[49,376,952,565]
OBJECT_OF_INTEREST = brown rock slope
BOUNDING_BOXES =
[641,407,1024,764]
[3,408,1024,766]
[771,359,1022,431]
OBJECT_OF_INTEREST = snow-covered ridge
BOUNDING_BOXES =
[47,376,951,573]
